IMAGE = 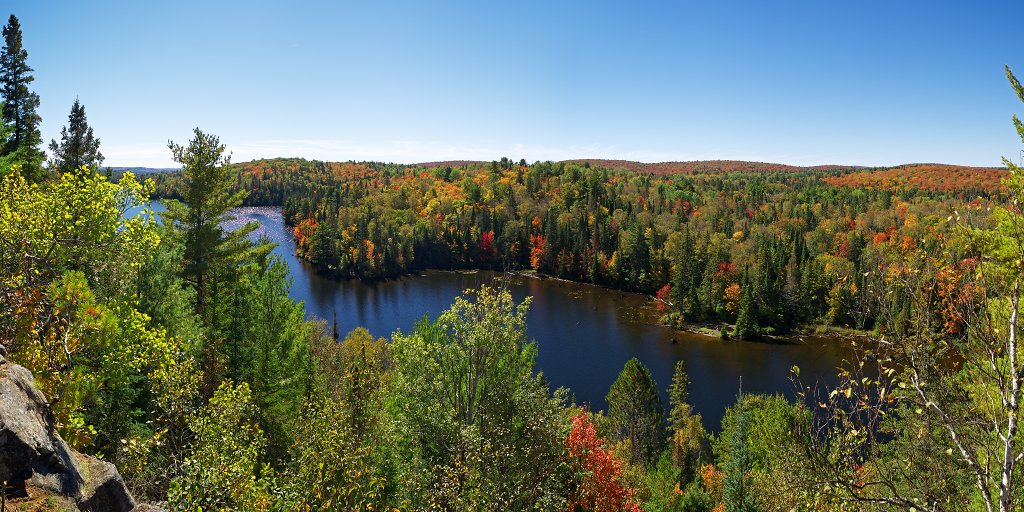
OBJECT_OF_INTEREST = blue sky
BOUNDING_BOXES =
[8,1,1024,167]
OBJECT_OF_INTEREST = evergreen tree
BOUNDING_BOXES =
[670,229,693,315]
[722,399,759,512]
[48,98,103,174]
[625,222,651,290]
[734,277,758,340]
[606,357,664,465]
[668,361,691,425]
[668,360,706,485]
[162,128,261,324]
[0,14,44,180]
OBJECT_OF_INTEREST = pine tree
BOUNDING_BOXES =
[606,357,664,465]
[49,99,104,175]
[0,14,44,180]
[162,128,262,323]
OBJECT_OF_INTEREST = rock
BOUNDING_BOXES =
[0,363,81,493]
[0,362,138,511]
[76,453,137,512]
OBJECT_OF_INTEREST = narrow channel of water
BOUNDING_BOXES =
[138,202,851,430]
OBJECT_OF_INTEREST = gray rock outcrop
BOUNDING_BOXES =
[0,361,139,511]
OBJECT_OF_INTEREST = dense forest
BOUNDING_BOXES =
[4,11,1024,512]
[153,155,1002,339]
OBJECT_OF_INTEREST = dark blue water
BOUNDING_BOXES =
[140,202,849,430]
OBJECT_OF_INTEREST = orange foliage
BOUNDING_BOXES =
[702,464,725,503]
[565,159,848,175]
[292,217,318,254]
[822,164,1006,194]
[565,411,642,512]
[724,283,741,315]
[530,234,546,270]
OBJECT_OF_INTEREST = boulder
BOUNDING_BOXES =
[0,361,138,511]
[75,453,137,512]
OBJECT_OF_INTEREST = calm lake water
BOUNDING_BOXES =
[137,202,850,430]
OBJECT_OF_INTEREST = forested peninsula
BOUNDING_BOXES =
[155,156,1002,339]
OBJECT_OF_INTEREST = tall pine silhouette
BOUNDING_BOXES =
[49,99,104,175]
[0,14,44,180]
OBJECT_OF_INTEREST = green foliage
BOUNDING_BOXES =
[606,357,665,466]
[162,128,263,323]
[48,98,104,175]
[135,230,203,346]
[153,156,989,336]
[281,394,398,511]
[0,15,44,180]
[225,255,312,458]
[720,398,759,512]
[389,285,569,509]
[0,168,159,444]
[668,361,707,485]
[169,381,275,511]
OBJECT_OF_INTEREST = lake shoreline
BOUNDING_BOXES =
[142,202,855,430]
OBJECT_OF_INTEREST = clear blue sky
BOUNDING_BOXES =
[8,1,1024,168]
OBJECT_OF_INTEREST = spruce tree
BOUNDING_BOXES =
[606,357,664,465]
[49,99,104,175]
[0,14,44,180]
[722,398,759,512]
[734,277,759,340]
[667,360,706,484]
[668,360,691,424]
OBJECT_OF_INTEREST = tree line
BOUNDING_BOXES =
[152,152,998,339]
[3,10,1024,510]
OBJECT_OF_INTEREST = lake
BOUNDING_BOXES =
[139,202,850,430]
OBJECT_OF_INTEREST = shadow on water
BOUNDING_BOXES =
[147,203,853,431]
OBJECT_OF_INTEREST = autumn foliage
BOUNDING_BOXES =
[565,411,643,512]
[823,164,1005,195]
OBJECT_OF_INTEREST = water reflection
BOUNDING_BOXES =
[168,205,849,430]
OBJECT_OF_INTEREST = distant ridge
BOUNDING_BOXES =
[110,166,180,174]
[415,160,489,168]
[417,158,870,174]
[824,163,1006,192]
[563,159,864,174]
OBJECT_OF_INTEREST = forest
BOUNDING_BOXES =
[153,154,1001,339]
[3,11,1024,512]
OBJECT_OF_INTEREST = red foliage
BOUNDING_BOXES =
[479,230,496,261]
[837,240,851,259]
[656,283,671,312]
[565,411,642,512]
[714,263,735,279]
[822,164,1006,194]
